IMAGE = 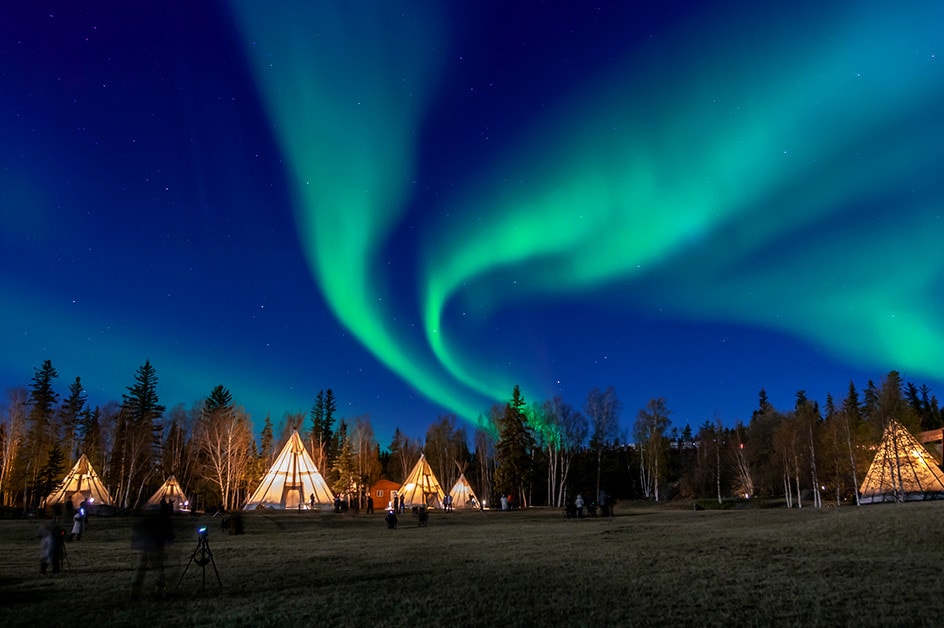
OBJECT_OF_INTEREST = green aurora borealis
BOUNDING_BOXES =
[229,1,944,426]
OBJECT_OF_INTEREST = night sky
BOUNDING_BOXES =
[3,1,943,443]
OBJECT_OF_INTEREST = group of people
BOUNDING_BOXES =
[565,490,614,518]
[331,493,375,514]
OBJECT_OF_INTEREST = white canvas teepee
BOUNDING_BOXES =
[244,430,334,510]
[144,475,191,511]
[398,453,445,509]
[45,454,113,509]
[449,472,481,509]
[859,419,944,504]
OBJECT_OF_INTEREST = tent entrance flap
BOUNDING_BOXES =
[282,483,304,508]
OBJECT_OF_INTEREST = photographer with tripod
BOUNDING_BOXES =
[130,498,175,600]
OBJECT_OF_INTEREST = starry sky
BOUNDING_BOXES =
[3,1,943,443]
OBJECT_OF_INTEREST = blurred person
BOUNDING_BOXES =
[39,524,64,575]
[131,506,174,599]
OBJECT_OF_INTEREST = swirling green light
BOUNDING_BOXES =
[231,1,488,422]
[422,4,944,404]
[232,2,944,427]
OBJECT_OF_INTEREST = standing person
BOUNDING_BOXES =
[366,495,374,514]
[71,508,85,541]
[309,493,315,510]
[500,495,508,511]
[575,494,585,518]
[392,492,399,515]
[598,489,609,517]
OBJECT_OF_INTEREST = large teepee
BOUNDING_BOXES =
[449,472,481,509]
[244,430,334,510]
[144,475,191,511]
[859,419,944,504]
[397,453,445,509]
[45,454,113,509]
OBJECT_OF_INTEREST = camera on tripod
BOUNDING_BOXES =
[175,524,221,592]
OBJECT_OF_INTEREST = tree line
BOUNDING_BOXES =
[1,359,941,511]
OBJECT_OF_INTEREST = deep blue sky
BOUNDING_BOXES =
[3,2,943,445]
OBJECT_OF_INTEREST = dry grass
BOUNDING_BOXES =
[3,501,944,626]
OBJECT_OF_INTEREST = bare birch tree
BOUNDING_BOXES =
[351,415,382,508]
[586,387,621,500]
[1,388,29,506]
[731,421,755,498]
[795,392,822,508]
[388,427,421,483]
[424,415,468,494]
[197,405,253,510]
[474,408,500,509]
[635,398,670,501]
[542,397,587,507]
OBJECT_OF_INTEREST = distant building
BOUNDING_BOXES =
[370,479,401,511]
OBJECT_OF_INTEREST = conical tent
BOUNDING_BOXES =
[45,454,113,509]
[397,453,445,509]
[449,472,481,509]
[244,430,334,510]
[144,475,191,511]
[859,419,944,504]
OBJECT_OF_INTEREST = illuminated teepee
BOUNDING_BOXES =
[397,453,445,509]
[243,430,334,510]
[448,472,481,509]
[45,454,114,509]
[859,419,944,504]
[144,475,192,511]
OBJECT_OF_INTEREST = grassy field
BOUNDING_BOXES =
[2,501,944,626]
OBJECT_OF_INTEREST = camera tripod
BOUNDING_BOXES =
[175,528,221,592]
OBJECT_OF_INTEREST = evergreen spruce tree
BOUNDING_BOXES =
[309,389,337,474]
[494,385,535,508]
[24,360,59,506]
[260,414,274,464]
[330,419,351,492]
[118,360,165,508]
[204,385,234,414]
[36,443,66,505]
[323,389,337,466]
[78,406,102,468]
[60,377,87,463]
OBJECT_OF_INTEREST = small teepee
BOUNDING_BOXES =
[859,419,944,504]
[45,454,114,509]
[244,430,334,510]
[397,453,445,509]
[144,475,191,511]
[449,472,481,509]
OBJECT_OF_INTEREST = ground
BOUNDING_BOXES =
[2,501,944,626]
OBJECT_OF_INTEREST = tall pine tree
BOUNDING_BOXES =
[494,385,535,508]
[24,360,59,506]
[115,360,165,508]
[60,377,87,463]
[309,389,336,474]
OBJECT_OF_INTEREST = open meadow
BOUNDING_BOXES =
[3,502,944,626]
